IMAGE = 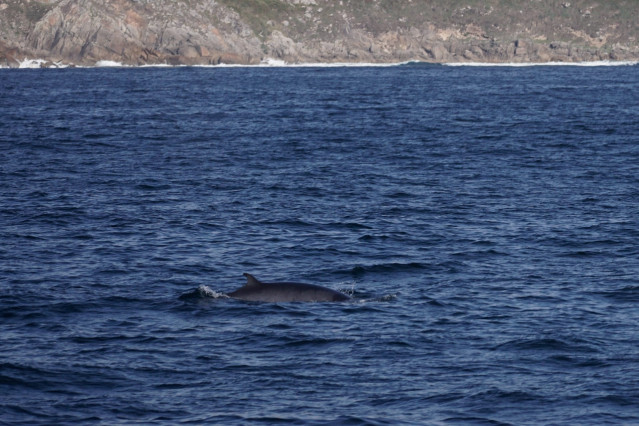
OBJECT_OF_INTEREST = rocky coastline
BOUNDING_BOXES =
[1,0,638,67]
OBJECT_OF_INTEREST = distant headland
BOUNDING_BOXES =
[1,0,638,67]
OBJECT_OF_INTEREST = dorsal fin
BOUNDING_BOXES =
[243,273,262,287]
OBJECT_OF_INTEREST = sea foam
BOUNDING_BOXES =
[16,58,69,68]
[444,60,639,67]
[95,60,125,67]
[211,57,415,68]
[4,58,637,70]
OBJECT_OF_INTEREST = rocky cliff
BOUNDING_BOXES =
[1,0,638,67]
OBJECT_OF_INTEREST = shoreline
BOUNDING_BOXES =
[4,57,638,70]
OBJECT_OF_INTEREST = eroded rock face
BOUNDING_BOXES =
[1,0,638,67]
[10,0,264,66]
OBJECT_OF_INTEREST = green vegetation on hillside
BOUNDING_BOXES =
[217,0,295,38]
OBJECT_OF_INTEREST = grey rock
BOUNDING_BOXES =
[1,0,638,67]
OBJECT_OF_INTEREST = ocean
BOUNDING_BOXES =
[1,63,638,424]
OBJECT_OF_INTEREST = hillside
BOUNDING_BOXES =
[1,0,638,67]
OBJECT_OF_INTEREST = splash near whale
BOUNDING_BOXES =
[228,273,350,303]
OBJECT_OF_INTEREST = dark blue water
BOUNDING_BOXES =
[1,64,639,424]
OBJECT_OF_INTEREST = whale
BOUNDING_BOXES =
[228,273,351,302]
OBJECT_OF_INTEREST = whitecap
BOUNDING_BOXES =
[18,58,48,68]
[139,63,174,68]
[197,285,228,299]
[6,58,638,70]
[215,58,419,68]
[260,57,289,67]
[95,60,124,67]
[444,60,639,67]
[14,58,71,68]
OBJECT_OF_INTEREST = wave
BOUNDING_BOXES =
[10,58,70,69]
[592,285,639,302]
[2,57,432,70]
[444,60,639,67]
[493,336,600,353]
[1,58,163,69]
[2,58,124,69]
[348,262,428,276]
[4,57,636,70]
[190,58,427,68]
[178,285,228,301]
[240,57,422,68]
[190,58,639,68]
[95,60,125,67]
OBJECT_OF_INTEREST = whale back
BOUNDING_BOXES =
[228,273,350,303]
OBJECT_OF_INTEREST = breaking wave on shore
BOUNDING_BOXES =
[3,57,637,69]
[444,60,639,67]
